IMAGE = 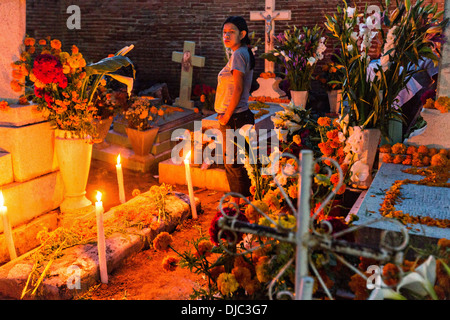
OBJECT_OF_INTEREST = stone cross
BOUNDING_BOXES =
[172,41,205,110]
[250,0,291,73]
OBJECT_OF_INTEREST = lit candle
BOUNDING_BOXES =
[0,190,17,260]
[95,191,108,284]
[116,154,126,204]
[184,150,197,219]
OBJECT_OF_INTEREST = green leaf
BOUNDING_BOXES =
[85,55,135,77]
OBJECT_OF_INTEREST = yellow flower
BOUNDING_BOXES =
[217,273,239,296]
[255,257,271,283]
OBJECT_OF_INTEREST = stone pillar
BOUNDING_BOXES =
[0,0,26,103]
[437,0,450,98]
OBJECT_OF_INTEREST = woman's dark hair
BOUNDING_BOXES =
[223,16,255,70]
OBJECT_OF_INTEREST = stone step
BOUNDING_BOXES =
[0,150,13,186]
[0,121,58,183]
[0,191,200,299]
[0,171,63,233]
[158,158,230,192]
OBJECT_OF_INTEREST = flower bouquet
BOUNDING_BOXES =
[124,96,167,131]
[261,25,326,92]
[12,36,135,139]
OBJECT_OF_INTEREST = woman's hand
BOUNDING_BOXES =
[217,113,230,126]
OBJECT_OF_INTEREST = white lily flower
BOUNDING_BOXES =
[347,7,356,18]
[397,256,438,300]
[350,160,370,183]
[369,287,406,300]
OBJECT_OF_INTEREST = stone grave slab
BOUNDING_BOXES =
[92,107,203,172]
[201,102,283,130]
[0,190,200,299]
[159,103,281,190]
[0,150,13,186]
[348,163,450,245]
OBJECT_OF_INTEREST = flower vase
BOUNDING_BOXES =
[351,128,381,189]
[327,89,342,115]
[55,129,93,214]
[290,90,308,108]
[125,126,159,160]
[93,117,114,149]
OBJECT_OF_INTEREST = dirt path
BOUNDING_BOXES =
[84,159,226,300]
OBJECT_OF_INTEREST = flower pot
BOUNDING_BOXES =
[290,90,308,107]
[125,126,159,158]
[327,90,342,114]
[93,117,114,149]
[55,129,93,213]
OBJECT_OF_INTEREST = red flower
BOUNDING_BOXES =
[209,207,249,246]
[33,54,66,86]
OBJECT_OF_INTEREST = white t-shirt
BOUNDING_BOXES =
[214,46,253,114]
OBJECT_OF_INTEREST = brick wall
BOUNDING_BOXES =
[26,0,446,98]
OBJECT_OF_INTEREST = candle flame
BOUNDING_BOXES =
[117,154,121,165]
[184,150,191,161]
[0,191,4,207]
[96,191,102,202]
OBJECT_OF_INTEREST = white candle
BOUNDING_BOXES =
[95,191,108,284]
[184,150,197,219]
[0,190,17,260]
[116,154,126,204]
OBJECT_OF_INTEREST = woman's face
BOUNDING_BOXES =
[223,22,245,51]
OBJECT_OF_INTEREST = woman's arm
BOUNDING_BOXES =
[218,69,245,126]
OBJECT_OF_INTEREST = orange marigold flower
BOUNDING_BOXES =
[0,100,10,111]
[152,232,173,251]
[391,143,407,154]
[326,129,339,141]
[24,37,35,46]
[10,80,22,92]
[232,266,252,287]
[50,39,62,50]
[288,184,298,199]
[162,256,179,271]
[243,278,260,295]
[428,148,438,156]
[209,265,225,280]
[431,153,448,167]
[317,117,332,127]
[195,239,213,258]
[18,96,29,105]
[379,144,392,153]
[38,39,47,46]
[393,155,405,164]
[382,153,393,163]
[406,145,417,155]
[71,45,79,55]
[382,263,401,286]
[417,145,429,155]
[319,142,334,156]
[330,172,340,185]
[293,134,302,145]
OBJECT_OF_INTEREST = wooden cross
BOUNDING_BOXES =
[250,0,291,73]
[172,41,205,110]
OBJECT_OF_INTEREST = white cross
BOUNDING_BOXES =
[172,41,205,110]
[250,0,291,73]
